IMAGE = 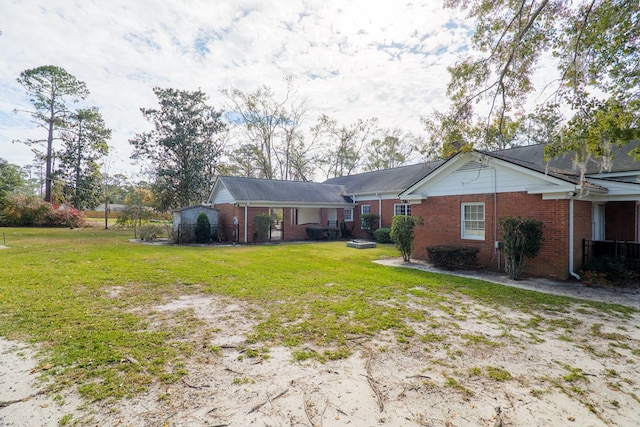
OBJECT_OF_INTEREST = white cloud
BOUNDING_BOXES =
[0,0,474,176]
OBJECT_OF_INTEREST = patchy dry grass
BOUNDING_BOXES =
[1,227,639,426]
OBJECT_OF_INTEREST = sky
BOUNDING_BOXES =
[0,0,475,178]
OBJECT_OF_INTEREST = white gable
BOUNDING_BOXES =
[209,182,235,205]
[401,152,576,199]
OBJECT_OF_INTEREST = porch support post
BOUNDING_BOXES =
[244,204,248,243]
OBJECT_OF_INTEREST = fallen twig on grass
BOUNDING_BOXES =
[0,390,46,408]
[224,367,244,375]
[303,390,317,426]
[365,354,384,412]
[182,378,210,389]
[248,388,289,414]
[407,374,432,380]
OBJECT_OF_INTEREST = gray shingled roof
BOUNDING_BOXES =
[324,142,638,196]
[215,142,637,203]
[483,141,639,176]
[218,176,352,204]
[323,161,443,194]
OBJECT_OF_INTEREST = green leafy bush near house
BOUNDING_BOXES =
[500,216,544,280]
[340,220,354,239]
[373,227,393,243]
[194,212,211,243]
[138,224,168,241]
[390,215,423,262]
[306,225,340,240]
[360,213,379,238]
[427,246,479,269]
[253,213,273,243]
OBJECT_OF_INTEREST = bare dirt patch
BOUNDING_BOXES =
[4,285,639,427]
[0,339,83,426]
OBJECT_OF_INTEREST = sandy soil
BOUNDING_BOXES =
[2,261,639,427]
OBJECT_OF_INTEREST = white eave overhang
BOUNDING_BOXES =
[526,184,608,200]
[234,200,353,208]
[399,194,426,202]
[525,184,578,195]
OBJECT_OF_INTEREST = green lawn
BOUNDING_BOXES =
[0,227,634,403]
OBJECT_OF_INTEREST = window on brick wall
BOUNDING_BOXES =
[394,203,411,216]
[360,204,371,229]
[461,203,485,240]
[290,208,298,225]
[344,208,353,222]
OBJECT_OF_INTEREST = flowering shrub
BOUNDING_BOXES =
[579,270,611,286]
[0,195,84,227]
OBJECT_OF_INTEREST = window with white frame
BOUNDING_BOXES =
[360,204,371,229]
[343,208,353,222]
[290,208,298,226]
[461,203,485,240]
[394,203,411,216]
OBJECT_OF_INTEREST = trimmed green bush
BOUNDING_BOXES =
[390,215,423,262]
[138,224,166,241]
[253,212,273,243]
[306,225,340,240]
[373,227,392,243]
[427,246,479,269]
[500,216,544,280]
[194,212,211,243]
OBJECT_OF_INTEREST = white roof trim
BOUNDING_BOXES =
[399,194,425,201]
[232,201,352,208]
[399,151,577,198]
[525,184,578,194]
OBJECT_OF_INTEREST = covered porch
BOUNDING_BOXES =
[581,199,640,281]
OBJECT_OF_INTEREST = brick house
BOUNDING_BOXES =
[398,144,640,280]
[205,143,639,280]
[323,162,442,238]
[207,176,352,243]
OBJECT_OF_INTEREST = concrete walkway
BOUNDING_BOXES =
[374,258,640,310]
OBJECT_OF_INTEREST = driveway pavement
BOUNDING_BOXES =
[374,258,640,310]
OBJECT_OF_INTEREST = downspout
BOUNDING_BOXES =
[244,204,248,243]
[568,197,581,280]
[377,193,382,227]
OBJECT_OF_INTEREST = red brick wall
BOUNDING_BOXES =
[353,200,378,238]
[606,201,637,241]
[217,205,348,242]
[351,198,410,237]
[283,208,309,240]
[215,203,239,241]
[214,204,271,243]
[411,192,573,280]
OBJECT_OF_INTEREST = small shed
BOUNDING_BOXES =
[172,205,219,244]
